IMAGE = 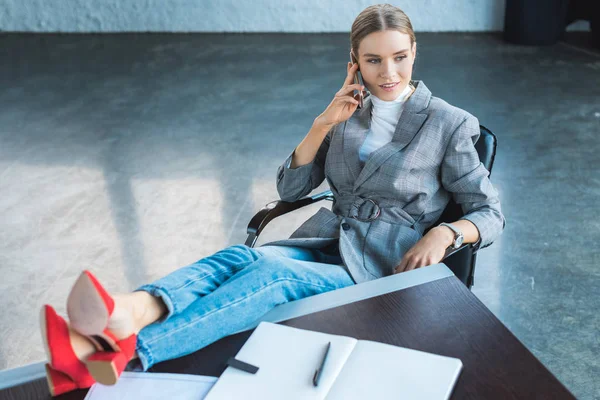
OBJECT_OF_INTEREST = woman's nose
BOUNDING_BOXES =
[380,60,398,77]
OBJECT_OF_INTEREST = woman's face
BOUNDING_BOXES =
[353,30,416,101]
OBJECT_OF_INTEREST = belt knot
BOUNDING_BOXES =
[349,197,380,222]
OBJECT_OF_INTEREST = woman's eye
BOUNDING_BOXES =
[367,56,406,63]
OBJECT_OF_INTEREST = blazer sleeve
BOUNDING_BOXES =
[440,115,506,250]
[276,126,334,202]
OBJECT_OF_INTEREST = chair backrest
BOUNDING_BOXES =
[432,125,497,227]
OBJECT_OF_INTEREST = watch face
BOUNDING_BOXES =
[454,235,464,249]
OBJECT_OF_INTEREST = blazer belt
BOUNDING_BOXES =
[333,195,416,227]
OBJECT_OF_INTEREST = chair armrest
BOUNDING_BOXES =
[245,190,334,247]
[442,242,471,259]
[441,243,477,288]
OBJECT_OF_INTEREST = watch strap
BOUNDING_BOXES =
[439,222,459,236]
[439,222,463,248]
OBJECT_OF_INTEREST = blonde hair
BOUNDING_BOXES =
[350,4,416,60]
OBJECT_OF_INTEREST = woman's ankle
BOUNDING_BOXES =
[136,292,168,328]
[112,292,167,334]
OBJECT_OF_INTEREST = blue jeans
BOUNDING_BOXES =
[134,244,354,370]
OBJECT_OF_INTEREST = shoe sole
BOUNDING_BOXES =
[67,272,119,351]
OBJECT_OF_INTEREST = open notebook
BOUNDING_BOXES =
[205,322,462,400]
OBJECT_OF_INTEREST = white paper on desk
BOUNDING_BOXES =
[205,322,358,400]
[83,372,218,400]
[326,340,463,400]
[205,322,463,400]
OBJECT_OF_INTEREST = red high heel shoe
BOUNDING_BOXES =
[85,333,137,385]
[67,270,138,385]
[40,304,96,396]
[45,365,79,396]
[67,270,122,352]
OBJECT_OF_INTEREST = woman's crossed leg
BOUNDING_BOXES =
[132,244,354,370]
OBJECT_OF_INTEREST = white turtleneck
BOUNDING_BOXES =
[358,84,413,164]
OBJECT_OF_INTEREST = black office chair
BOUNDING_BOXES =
[245,125,497,290]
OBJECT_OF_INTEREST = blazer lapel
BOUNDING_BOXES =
[342,95,373,182]
[352,80,431,191]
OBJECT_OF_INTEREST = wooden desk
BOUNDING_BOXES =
[0,265,575,399]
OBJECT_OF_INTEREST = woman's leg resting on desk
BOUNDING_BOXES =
[99,244,266,343]
[77,244,353,371]
[133,244,353,370]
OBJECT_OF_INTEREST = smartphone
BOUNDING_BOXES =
[349,51,364,109]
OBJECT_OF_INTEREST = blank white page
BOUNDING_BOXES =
[325,340,463,400]
[205,322,358,400]
[83,372,217,400]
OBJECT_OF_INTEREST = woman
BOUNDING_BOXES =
[41,4,504,395]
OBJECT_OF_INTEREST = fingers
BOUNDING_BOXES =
[404,261,418,272]
[337,83,364,97]
[394,258,407,274]
[344,62,359,86]
[332,93,359,106]
[398,260,417,272]
[342,97,359,106]
[404,257,435,272]
[395,256,433,273]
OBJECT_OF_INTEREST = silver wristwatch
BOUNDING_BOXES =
[439,222,464,249]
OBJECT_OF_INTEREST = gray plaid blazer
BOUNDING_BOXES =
[261,80,505,283]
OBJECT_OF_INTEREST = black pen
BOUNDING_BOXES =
[313,342,331,387]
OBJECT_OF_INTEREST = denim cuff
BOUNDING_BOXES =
[134,284,177,321]
[134,334,154,371]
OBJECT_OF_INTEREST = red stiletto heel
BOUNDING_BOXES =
[67,270,138,385]
[67,270,122,352]
[85,334,138,385]
[40,305,96,396]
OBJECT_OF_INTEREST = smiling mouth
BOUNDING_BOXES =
[379,82,399,88]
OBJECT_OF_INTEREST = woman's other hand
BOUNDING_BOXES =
[315,63,366,128]
[393,227,453,273]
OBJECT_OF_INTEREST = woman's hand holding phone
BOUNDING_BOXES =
[315,63,365,128]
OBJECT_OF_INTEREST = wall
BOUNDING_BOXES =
[0,0,589,33]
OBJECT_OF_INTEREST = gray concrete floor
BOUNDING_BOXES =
[0,32,599,398]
